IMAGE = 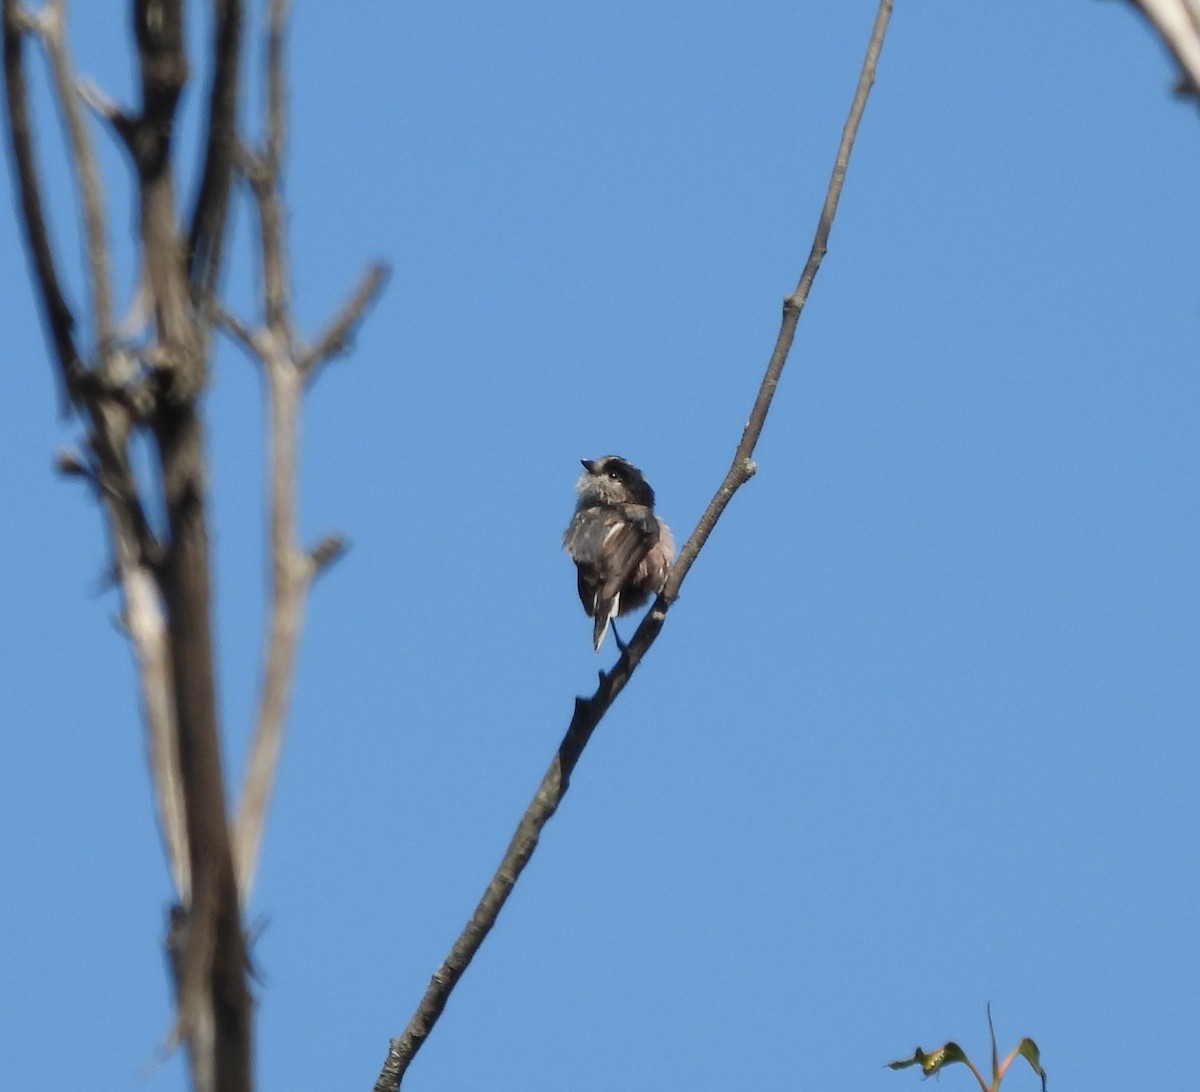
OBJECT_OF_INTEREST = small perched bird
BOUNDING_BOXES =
[563,455,675,652]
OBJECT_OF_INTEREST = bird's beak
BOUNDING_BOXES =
[580,458,595,473]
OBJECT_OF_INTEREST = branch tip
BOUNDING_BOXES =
[78,78,127,124]
[301,260,390,375]
[54,447,91,478]
[309,533,347,574]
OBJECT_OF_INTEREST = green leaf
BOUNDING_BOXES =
[886,1041,970,1076]
[998,1036,1048,1090]
[1014,1038,1047,1091]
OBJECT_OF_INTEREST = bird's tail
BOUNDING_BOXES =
[592,594,618,652]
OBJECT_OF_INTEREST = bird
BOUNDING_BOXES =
[563,455,675,652]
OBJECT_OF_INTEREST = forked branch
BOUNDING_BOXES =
[6,2,253,1088]
[371,2,895,1088]
[7,0,387,1087]
[224,0,389,903]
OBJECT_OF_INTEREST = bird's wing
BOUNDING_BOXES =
[565,506,660,649]
[595,507,659,604]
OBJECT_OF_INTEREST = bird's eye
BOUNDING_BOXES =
[608,470,622,481]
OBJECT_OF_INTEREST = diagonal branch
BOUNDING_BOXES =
[300,260,389,379]
[664,0,893,596]
[371,2,895,1088]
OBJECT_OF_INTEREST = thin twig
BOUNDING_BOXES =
[265,0,288,175]
[309,532,347,573]
[77,75,134,136]
[666,0,893,598]
[372,2,895,1088]
[255,0,290,334]
[300,261,389,378]
[209,300,262,357]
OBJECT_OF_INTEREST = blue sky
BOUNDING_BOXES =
[2,2,1197,1090]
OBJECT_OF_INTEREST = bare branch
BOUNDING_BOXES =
[253,0,291,333]
[128,2,253,1087]
[666,0,893,599]
[233,343,311,901]
[33,0,115,359]
[301,261,389,378]
[2,0,85,405]
[309,532,347,574]
[187,0,242,301]
[222,0,302,904]
[77,75,131,129]
[5,2,193,904]
[265,0,288,174]
[53,446,90,476]
[130,0,196,372]
[371,644,659,1092]
[90,405,193,903]
[372,2,896,1088]
[9,0,378,1085]
[124,561,191,903]
[229,0,384,903]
